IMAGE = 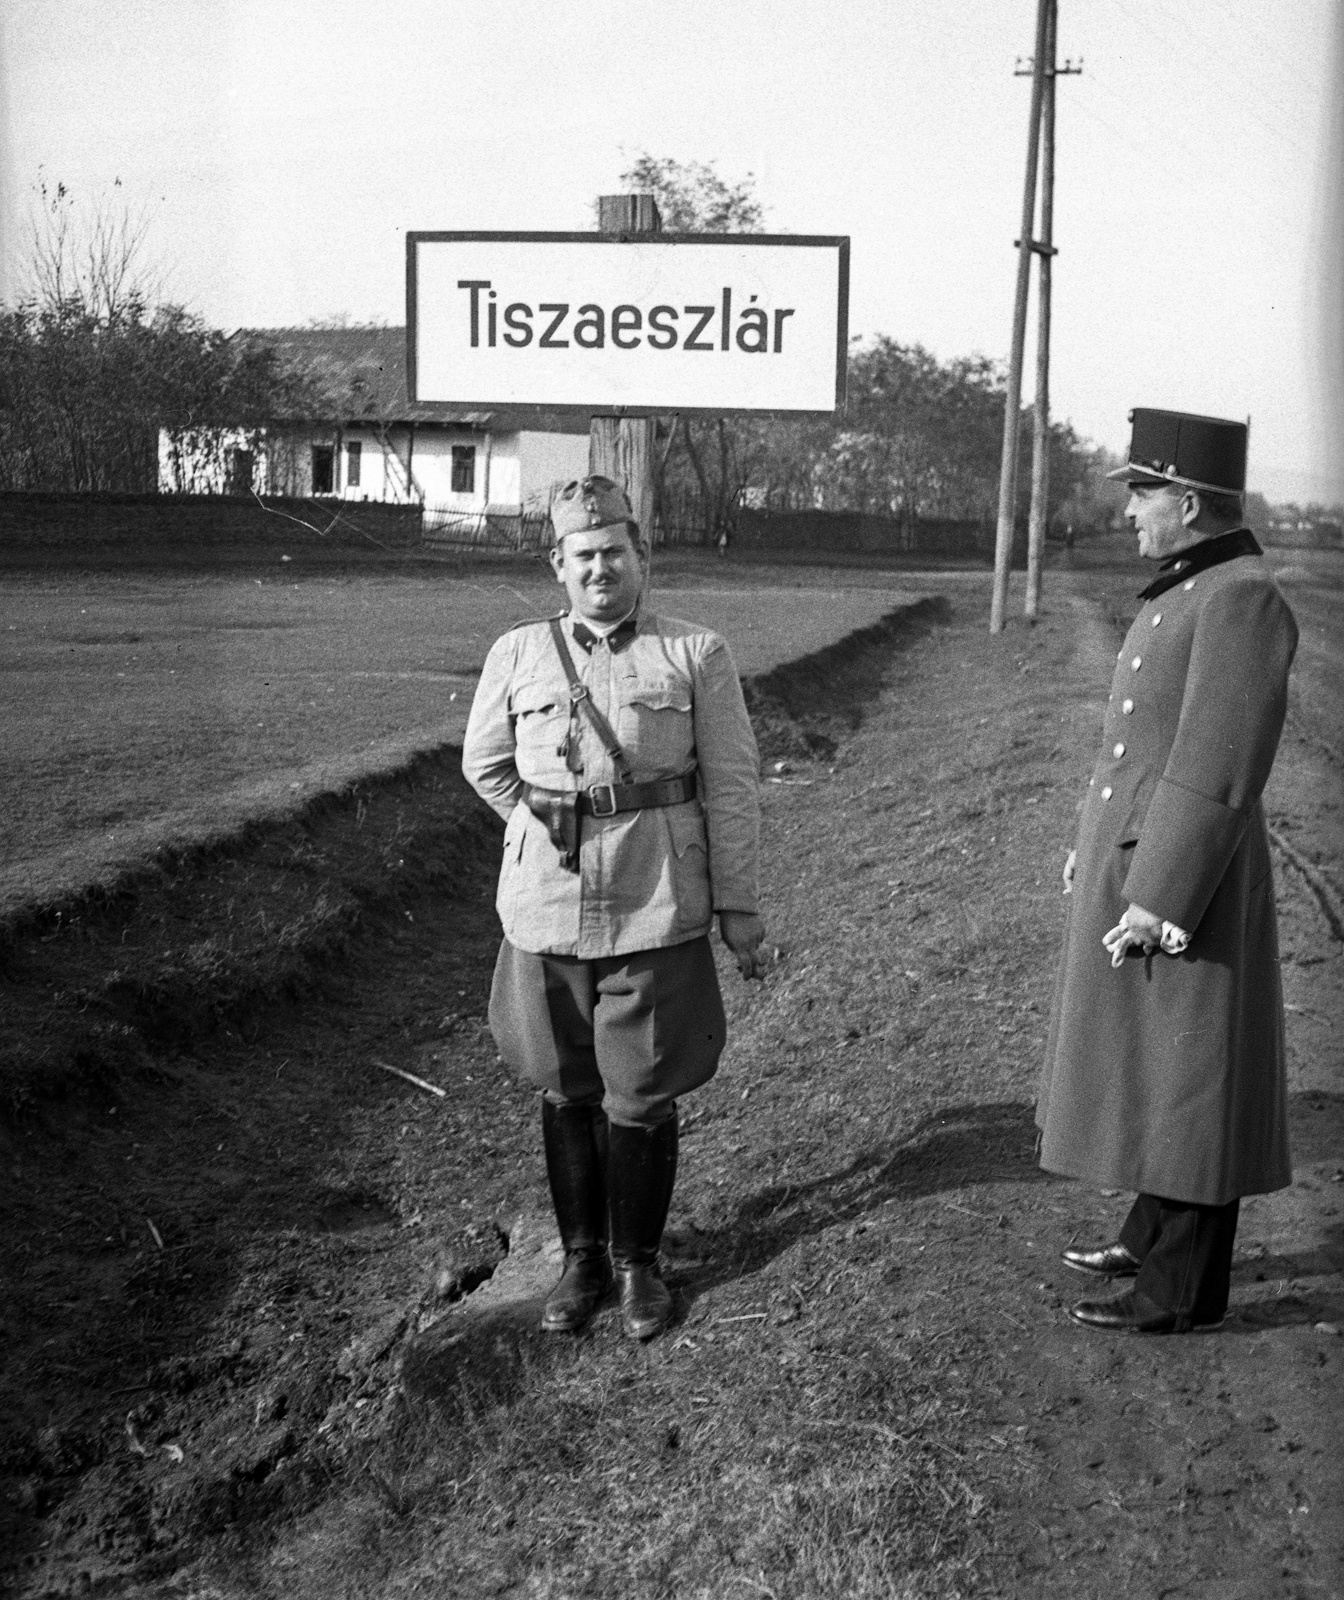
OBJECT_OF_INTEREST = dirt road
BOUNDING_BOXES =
[1,563,1339,1598]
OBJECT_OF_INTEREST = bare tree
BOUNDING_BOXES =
[0,178,315,493]
[23,175,164,325]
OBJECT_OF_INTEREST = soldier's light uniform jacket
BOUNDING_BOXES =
[1037,538,1298,1205]
[462,609,760,960]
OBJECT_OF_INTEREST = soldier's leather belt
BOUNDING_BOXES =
[521,773,697,872]
[523,772,697,820]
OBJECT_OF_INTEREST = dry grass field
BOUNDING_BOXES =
[0,546,1340,1599]
[0,558,909,916]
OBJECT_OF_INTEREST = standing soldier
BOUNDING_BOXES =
[1037,409,1298,1334]
[462,475,765,1341]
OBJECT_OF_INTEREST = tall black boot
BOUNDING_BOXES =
[608,1116,679,1341]
[540,1099,611,1334]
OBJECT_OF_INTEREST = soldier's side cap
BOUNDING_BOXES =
[550,475,634,541]
[1105,408,1248,494]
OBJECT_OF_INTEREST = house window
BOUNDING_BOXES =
[451,445,476,494]
[311,444,334,495]
[347,440,362,488]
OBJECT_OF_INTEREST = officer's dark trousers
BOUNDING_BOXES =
[488,936,726,1128]
[1119,1193,1241,1327]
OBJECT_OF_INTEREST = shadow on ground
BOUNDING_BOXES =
[681,1099,1045,1292]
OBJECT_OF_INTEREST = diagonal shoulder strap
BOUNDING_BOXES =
[549,616,633,785]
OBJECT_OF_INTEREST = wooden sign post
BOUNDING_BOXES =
[591,195,661,543]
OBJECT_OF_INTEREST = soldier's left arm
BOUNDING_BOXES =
[1122,578,1298,934]
[690,634,762,921]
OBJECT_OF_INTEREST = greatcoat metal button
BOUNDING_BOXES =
[1122,698,1134,714]
[1113,742,1125,758]
[1151,613,1162,627]
[1184,579,1196,590]
[1131,655,1142,670]
[1101,785,1113,800]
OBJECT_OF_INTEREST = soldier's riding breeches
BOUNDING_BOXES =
[488,936,726,1128]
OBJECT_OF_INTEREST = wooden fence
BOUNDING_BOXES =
[420,506,552,551]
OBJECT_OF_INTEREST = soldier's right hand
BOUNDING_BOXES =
[1062,849,1076,895]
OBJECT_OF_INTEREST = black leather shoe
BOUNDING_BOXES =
[1061,1242,1141,1278]
[542,1250,613,1334]
[1068,1289,1224,1334]
[612,1261,673,1341]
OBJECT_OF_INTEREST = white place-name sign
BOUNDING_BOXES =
[407,232,848,415]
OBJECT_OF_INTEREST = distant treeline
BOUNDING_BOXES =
[653,337,1123,542]
[0,299,1121,539]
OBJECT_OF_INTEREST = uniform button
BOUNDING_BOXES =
[1131,655,1142,670]
[1184,578,1196,590]
[1151,613,1162,627]
[1113,742,1125,758]
[1101,785,1113,800]
[1122,698,1134,714]
[1089,777,1095,787]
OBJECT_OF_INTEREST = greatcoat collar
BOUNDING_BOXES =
[1137,526,1262,602]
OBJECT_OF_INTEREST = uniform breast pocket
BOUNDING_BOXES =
[619,676,694,772]
[511,680,567,764]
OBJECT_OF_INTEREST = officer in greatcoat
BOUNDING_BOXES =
[1037,409,1298,1333]
[462,475,765,1341]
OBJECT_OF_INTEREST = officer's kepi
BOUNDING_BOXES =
[1107,408,1248,494]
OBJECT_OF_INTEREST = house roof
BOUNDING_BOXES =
[238,326,589,433]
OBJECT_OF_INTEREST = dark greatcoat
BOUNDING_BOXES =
[1037,540,1299,1205]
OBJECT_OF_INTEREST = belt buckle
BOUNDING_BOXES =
[587,783,617,817]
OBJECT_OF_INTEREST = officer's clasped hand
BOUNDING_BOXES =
[1102,903,1164,968]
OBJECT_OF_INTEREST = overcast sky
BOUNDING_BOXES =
[3,0,1340,504]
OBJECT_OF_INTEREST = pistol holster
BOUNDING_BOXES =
[523,784,580,872]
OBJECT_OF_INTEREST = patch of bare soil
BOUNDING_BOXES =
[1,576,1339,1599]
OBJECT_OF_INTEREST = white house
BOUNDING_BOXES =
[158,326,589,527]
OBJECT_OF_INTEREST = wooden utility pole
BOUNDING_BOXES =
[1024,0,1057,620]
[1024,1,1082,618]
[989,0,1050,635]
[592,194,660,544]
